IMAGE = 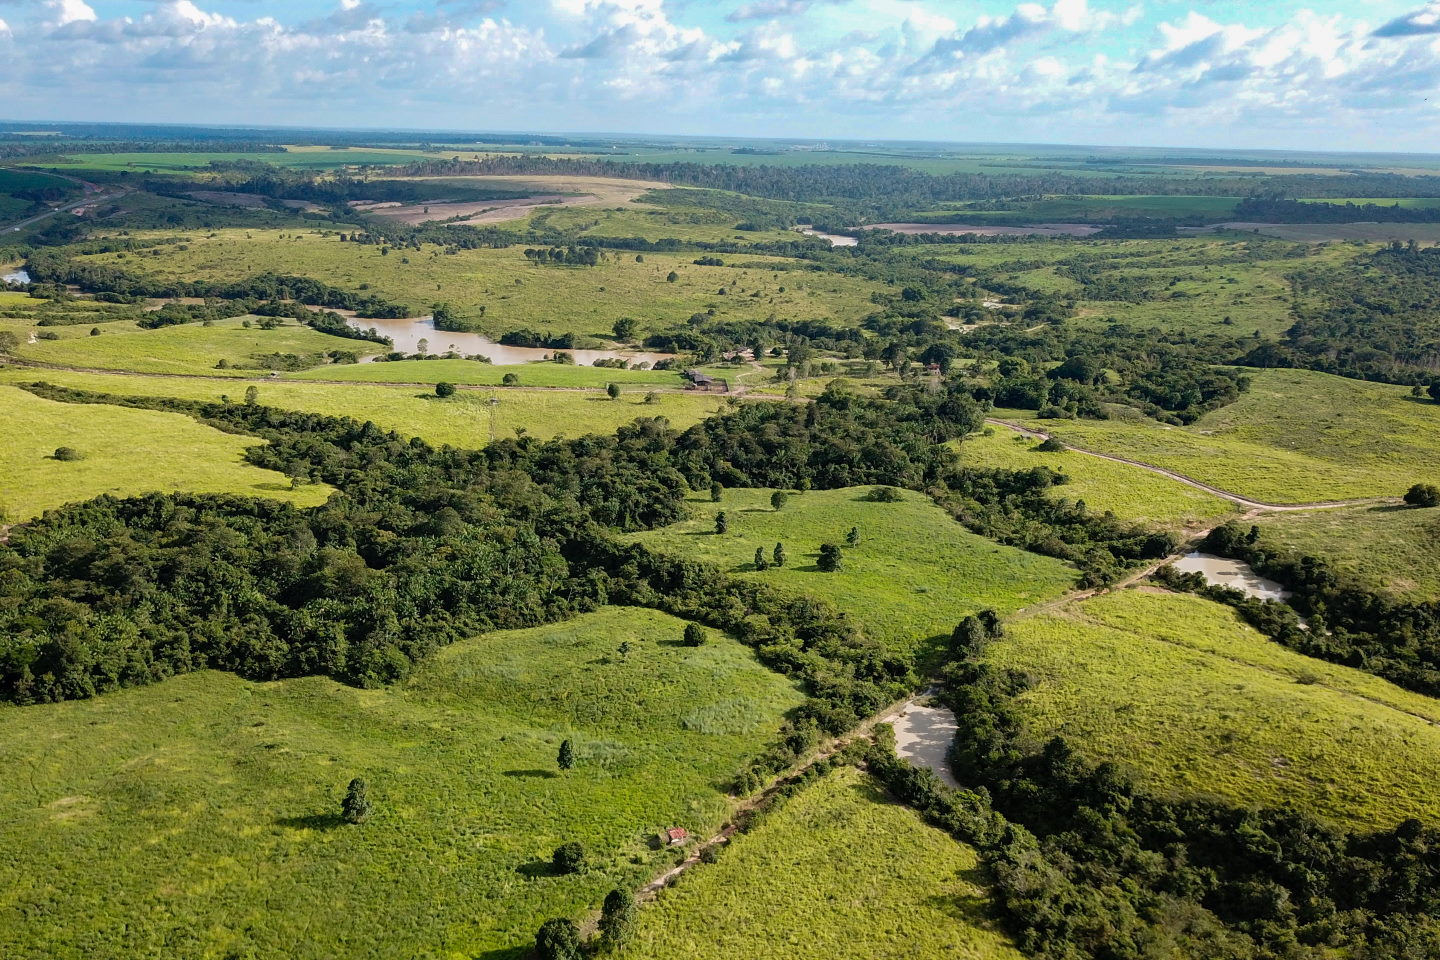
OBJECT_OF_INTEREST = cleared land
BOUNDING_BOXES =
[11,315,382,377]
[0,384,331,520]
[0,368,726,448]
[960,424,1236,530]
[1017,369,1440,503]
[993,590,1440,830]
[0,606,802,960]
[75,231,882,340]
[617,766,1021,960]
[626,486,1075,660]
[287,357,685,388]
[1252,504,1440,602]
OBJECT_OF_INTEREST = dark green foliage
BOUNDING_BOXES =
[772,542,786,567]
[51,446,82,462]
[682,623,706,647]
[1035,437,1065,453]
[535,918,583,960]
[817,543,842,572]
[714,511,728,534]
[607,382,621,401]
[1404,483,1440,508]
[710,481,723,502]
[864,486,903,503]
[612,316,638,341]
[433,382,456,398]
[770,490,788,511]
[599,887,636,949]
[557,739,574,772]
[844,526,859,546]
[341,777,371,824]
[501,372,519,386]
[551,841,585,874]
[754,547,769,571]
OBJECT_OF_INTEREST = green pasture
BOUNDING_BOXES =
[960,424,1236,530]
[617,766,1021,960]
[0,368,727,448]
[1018,368,1440,503]
[993,590,1440,831]
[75,230,883,339]
[626,486,1075,660]
[911,195,1243,222]
[288,357,684,388]
[10,314,381,376]
[0,606,801,959]
[521,204,800,244]
[1252,504,1440,602]
[0,383,331,521]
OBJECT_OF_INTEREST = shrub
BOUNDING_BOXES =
[51,446,83,462]
[501,372,519,386]
[535,918,582,960]
[683,623,706,647]
[1036,437,1066,452]
[341,777,372,824]
[864,486,903,503]
[817,543,843,572]
[1404,482,1440,507]
[434,382,456,398]
[552,841,586,875]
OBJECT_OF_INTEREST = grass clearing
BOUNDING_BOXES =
[287,357,684,388]
[0,384,331,520]
[75,230,883,340]
[1252,504,1440,602]
[617,766,1022,960]
[993,590,1440,830]
[0,367,727,448]
[0,606,801,959]
[1016,369,1440,503]
[960,424,1236,530]
[626,486,1075,660]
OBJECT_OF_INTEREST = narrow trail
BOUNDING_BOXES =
[985,418,1394,513]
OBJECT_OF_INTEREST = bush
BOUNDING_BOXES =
[817,543,843,572]
[341,777,372,824]
[535,918,582,960]
[682,623,706,647]
[501,372,519,386]
[1036,437,1066,452]
[434,382,456,398]
[51,446,83,462]
[552,841,586,875]
[1404,482,1440,507]
[864,486,903,503]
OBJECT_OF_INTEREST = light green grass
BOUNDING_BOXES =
[913,195,1242,222]
[960,425,1236,530]
[0,367,726,448]
[1252,504,1440,602]
[617,766,1021,960]
[993,590,1440,830]
[288,357,684,388]
[626,486,1075,659]
[0,384,331,520]
[521,204,800,244]
[1016,369,1440,503]
[0,606,802,959]
[76,230,883,339]
[12,315,380,376]
[42,148,447,172]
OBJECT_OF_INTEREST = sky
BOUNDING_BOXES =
[1,0,1439,151]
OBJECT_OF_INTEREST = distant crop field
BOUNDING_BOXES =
[960,424,1236,530]
[1252,504,1440,602]
[993,590,1440,830]
[617,766,1022,960]
[43,148,440,172]
[626,486,1075,661]
[912,195,1243,222]
[0,368,727,448]
[0,384,331,520]
[1021,369,1440,503]
[76,230,883,339]
[0,606,802,959]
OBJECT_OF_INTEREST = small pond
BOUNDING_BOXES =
[346,315,673,367]
[1171,552,1291,602]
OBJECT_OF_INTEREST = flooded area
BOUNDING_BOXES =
[796,227,858,246]
[3,268,31,284]
[346,315,674,367]
[1171,552,1292,602]
[861,222,1102,237]
[891,699,961,788]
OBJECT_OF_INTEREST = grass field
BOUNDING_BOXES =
[0,384,331,520]
[617,766,1021,960]
[520,204,800,244]
[992,590,1440,830]
[913,195,1243,222]
[960,425,1236,530]
[1252,504,1440,602]
[74,230,883,339]
[287,357,685,388]
[11,315,382,376]
[0,606,802,960]
[1018,369,1440,503]
[0,367,727,448]
[626,487,1075,660]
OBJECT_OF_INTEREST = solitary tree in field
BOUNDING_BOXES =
[845,526,860,546]
[606,382,621,400]
[557,739,575,771]
[754,547,769,571]
[666,271,679,283]
[817,543,843,572]
[502,372,519,386]
[770,491,788,511]
[710,481,723,502]
[552,841,586,874]
[435,381,455,398]
[89,327,100,337]
[600,887,637,949]
[535,917,583,960]
[416,338,429,356]
[683,623,706,647]
[618,640,632,659]
[1405,483,1440,508]
[244,385,259,406]
[52,447,83,462]
[1429,381,1440,403]
[341,777,372,824]
[714,511,728,535]
[612,316,638,340]
[773,542,786,567]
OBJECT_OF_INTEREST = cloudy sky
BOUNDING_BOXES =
[2,0,1439,150]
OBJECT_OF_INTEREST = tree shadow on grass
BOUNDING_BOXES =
[517,859,558,879]
[275,812,345,831]
[502,769,558,780]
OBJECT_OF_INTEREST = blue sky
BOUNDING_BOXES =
[1,0,1438,151]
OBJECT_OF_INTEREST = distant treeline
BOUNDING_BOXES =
[1236,197,1440,223]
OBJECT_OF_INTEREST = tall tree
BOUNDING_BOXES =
[557,739,575,771]
[817,543,843,572]
[599,887,637,949]
[341,777,372,824]
[535,918,583,960]
[773,542,786,567]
